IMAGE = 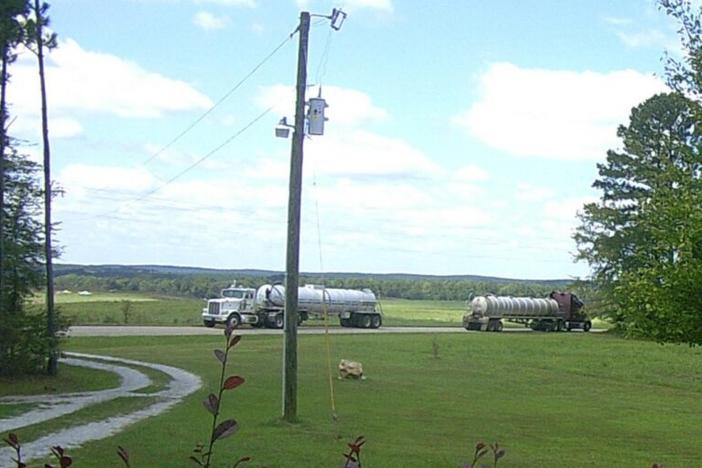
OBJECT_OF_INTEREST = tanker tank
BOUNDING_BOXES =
[255,284,381,328]
[464,292,591,333]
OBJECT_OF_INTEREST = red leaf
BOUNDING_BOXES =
[214,349,226,364]
[228,335,242,349]
[212,419,239,441]
[223,375,245,390]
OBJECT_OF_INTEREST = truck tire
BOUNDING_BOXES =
[339,318,351,327]
[273,313,284,329]
[203,320,215,328]
[495,320,503,332]
[227,313,241,329]
[370,314,382,329]
[583,321,592,332]
[358,314,372,328]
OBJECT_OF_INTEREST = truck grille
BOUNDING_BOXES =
[208,302,221,315]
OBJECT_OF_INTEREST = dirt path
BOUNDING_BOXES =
[0,352,201,464]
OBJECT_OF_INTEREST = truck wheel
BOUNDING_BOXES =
[495,321,503,332]
[583,321,592,332]
[227,313,241,329]
[370,315,381,329]
[556,320,564,332]
[203,320,215,328]
[273,313,284,329]
[358,314,372,328]
[339,318,351,327]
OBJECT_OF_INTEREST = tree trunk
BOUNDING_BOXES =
[34,0,57,376]
[0,47,8,312]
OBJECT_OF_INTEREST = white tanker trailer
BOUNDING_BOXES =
[463,292,591,332]
[202,283,381,329]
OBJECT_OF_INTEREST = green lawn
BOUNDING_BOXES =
[0,362,121,397]
[37,332,702,467]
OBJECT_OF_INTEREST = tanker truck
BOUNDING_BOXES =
[202,283,381,329]
[463,291,591,332]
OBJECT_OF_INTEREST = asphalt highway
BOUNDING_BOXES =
[67,325,599,337]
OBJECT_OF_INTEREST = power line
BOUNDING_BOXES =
[141,31,295,166]
[66,106,273,221]
[132,106,273,203]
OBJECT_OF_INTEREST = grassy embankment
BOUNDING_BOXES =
[8,332,695,467]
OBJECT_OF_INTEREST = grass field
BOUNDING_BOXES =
[50,292,473,327]
[30,332,699,467]
[52,292,612,330]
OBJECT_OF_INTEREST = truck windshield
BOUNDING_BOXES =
[222,290,246,298]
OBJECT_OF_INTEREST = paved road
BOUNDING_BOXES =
[67,325,599,337]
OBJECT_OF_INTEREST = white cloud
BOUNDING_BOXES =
[453,62,667,161]
[10,39,212,121]
[59,165,158,194]
[13,116,84,139]
[305,129,441,177]
[255,84,437,179]
[142,143,228,171]
[603,16,632,26]
[193,11,229,30]
[616,30,677,50]
[453,165,489,182]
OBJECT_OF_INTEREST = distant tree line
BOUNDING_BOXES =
[54,272,563,302]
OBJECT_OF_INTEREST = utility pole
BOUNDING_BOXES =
[283,10,310,422]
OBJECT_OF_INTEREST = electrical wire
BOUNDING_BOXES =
[141,32,295,166]
[131,107,273,204]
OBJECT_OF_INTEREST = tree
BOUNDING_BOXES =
[0,145,52,375]
[24,0,59,374]
[575,92,702,344]
[0,0,29,317]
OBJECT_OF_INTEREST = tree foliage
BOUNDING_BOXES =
[575,1,702,345]
[0,145,52,375]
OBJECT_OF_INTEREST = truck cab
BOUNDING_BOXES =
[202,285,256,328]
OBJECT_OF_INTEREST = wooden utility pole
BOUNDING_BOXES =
[283,10,310,422]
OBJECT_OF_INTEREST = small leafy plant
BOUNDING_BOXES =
[189,324,250,468]
[464,441,506,468]
[341,435,366,468]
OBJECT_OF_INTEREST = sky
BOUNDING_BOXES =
[8,0,682,279]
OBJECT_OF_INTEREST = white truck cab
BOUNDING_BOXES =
[202,284,256,328]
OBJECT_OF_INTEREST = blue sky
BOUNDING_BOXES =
[10,0,680,279]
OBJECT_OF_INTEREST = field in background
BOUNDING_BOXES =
[49,332,702,467]
[49,293,611,329]
[49,292,470,327]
